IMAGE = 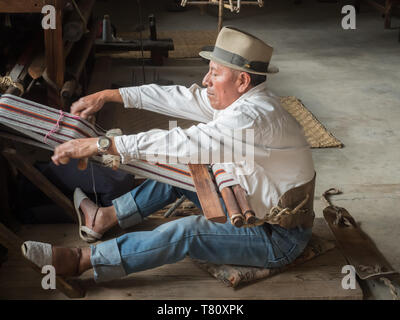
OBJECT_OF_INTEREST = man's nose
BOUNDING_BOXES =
[202,71,210,87]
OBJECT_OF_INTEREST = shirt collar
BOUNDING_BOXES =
[215,81,268,115]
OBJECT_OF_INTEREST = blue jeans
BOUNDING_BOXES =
[90,180,312,282]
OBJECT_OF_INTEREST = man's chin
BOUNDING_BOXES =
[210,105,225,110]
[208,98,225,110]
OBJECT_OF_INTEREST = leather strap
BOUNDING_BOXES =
[75,247,82,276]
[91,207,100,228]
[212,46,269,73]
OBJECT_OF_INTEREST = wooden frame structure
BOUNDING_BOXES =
[0,56,111,298]
[0,0,96,109]
[355,0,400,29]
[180,0,264,31]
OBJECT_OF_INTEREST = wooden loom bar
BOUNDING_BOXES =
[232,184,256,224]
[188,164,227,223]
[220,186,245,227]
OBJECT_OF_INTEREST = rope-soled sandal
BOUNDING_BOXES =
[73,188,103,243]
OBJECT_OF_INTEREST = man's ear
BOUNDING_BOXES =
[237,72,252,93]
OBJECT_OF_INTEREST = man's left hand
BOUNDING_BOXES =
[51,138,98,168]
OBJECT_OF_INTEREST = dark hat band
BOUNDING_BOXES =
[212,46,269,73]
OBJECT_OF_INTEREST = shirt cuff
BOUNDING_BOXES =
[119,87,142,109]
[114,134,139,164]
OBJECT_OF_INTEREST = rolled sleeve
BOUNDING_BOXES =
[90,239,127,283]
[114,134,139,164]
[112,191,143,229]
[119,87,142,109]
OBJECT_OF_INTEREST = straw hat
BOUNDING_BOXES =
[199,26,278,75]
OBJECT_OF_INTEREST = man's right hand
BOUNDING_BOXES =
[70,91,107,119]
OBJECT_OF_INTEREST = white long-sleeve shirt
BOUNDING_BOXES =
[115,82,315,219]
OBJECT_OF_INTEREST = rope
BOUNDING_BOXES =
[358,265,400,300]
[43,110,64,144]
[266,193,310,224]
[359,264,383,274]
[322,188,353,227]
[379,277,400,300]
[322,188,341,207]
[240,193,310,228]
[0,76,24,94]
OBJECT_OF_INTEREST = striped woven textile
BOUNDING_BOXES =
[0,94,238,192]
[211,163,238,191]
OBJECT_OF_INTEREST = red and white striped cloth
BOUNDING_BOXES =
[0,94,238,192]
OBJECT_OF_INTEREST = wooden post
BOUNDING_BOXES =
[44,0,65,109]
[62,19,98,104]
[384,0,393,29]
[218,0,224,32]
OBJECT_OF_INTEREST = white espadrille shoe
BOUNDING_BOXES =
[21,240,52,269]
[73,188,103,243]
[21,241,82,277]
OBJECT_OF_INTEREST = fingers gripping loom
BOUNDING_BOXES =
[51,138,98,168]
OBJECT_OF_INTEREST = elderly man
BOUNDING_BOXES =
[22,27,315,282]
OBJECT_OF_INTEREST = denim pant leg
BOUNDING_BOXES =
[112,179,201,229]
[90,214,312,283]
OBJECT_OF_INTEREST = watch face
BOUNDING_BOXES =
[99,137,110,148]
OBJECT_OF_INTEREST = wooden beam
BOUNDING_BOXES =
[95,39,174,52]
[360,0,400,28]
[0,222,85,298]
[188,164,227,223]
[63,0,96,42]
[0,0,45,13]
[323,204,397,280]
[1,148,77,223]
[362,0,385,14]
[0,154,20,232]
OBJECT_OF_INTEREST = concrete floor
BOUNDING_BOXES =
[93,0,400,296]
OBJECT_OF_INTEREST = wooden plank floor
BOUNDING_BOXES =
[0,218,363,300]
